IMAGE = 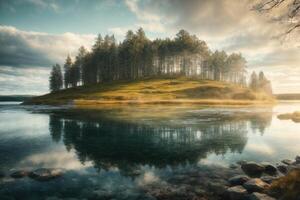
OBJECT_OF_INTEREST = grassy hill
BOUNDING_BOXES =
[25,77,275,106]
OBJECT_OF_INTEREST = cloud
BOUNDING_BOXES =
[0,25,95,67]
[0,66,50,95]
[0,25,95,94]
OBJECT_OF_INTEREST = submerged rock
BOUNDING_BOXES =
[226,186,248,200]
[249,192,276,200]
[228,175,250,186]
[10,170,29,178]
[241,162,265,177]
[243,178,270,192]
[229,163,239,169]
[29,168,63,181]
[281,159,294,165]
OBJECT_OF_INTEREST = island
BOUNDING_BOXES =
[24,29,274,106]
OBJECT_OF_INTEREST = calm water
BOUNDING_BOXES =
[0,102,300,199]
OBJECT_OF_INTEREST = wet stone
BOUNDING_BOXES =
[281,159,294,165]
[29,168,63,181]
[249,192,276,200]
[241,162,265,177]
[276,165,288,174]
[295,155,300,164]
[10,170,29,178]
[260,176,276,184]
[228,175,250,186]
[226,185,248,200]
[243,178,270,193]
[261,163,277,175]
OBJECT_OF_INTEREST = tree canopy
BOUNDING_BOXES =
[49,28,271,94]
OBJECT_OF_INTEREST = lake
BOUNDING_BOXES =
[0,102,300,199]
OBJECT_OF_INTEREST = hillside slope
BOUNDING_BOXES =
[25,78,274,105]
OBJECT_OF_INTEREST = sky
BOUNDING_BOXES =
[0,0,299,95]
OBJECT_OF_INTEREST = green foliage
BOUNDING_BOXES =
[49,64,63,92]
[50,28,271,94]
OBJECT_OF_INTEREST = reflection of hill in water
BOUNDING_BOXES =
[48,107,272,171]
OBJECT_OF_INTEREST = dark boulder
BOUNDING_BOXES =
[277,165,288,174]
[261,163,277,175]
[241,162,265,177]
[296,155,300,164]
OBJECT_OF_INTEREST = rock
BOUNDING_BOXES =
[226,186,248,200]
[228,175,250,186]
[249,192,276,200]
[243,178,270,192]
[241,162,265,177]
[296,155,300,164]
[261,163,277,175]
[260,176,276,184]
[229,163,239,169]
[281,159,294,165]
[10,170,29,178]
[277,165,288,174]
[29,168,63,181]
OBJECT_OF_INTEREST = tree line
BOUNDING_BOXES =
[49,28,270,94]
[249,71,273,95]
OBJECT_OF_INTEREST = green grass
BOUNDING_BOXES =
[25,77,275,105]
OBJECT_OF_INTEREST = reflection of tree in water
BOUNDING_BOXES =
[48,110,272,172]
[249,113,272,135]
[49,114,63,143]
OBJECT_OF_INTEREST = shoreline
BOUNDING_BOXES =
[74,99,276,106]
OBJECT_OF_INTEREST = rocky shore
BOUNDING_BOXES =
[0,156,299,200]
[226,156,300,200]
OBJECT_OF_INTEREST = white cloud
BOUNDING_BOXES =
[122,0,300,93]
[0,25,95,66]
[0,25,96,94]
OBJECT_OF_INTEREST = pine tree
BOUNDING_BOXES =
[250,71,258,90]
[63,55,72,88]
[49,64,63,92]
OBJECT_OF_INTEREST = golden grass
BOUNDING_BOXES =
[25,77,275,106]
[75,99,275,106]
[269,169,300,200]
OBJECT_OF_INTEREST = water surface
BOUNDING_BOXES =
[0,102,300,199]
